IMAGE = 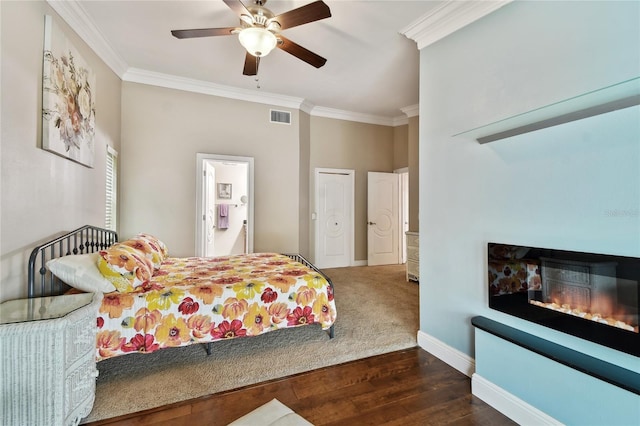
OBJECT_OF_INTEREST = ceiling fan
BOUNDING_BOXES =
[171,0,331,76]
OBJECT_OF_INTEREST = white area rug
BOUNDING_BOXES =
[227,399,313,426]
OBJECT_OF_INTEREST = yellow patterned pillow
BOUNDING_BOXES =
[97,243,154,292]
[136,233,169,261]
[120,235,166,270]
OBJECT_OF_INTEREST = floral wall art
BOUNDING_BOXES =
[42,15,95,167]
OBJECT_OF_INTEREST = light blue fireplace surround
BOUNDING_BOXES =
[475,327,639,424]
[473,104,640,425]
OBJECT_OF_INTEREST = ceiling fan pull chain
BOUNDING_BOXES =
[255,56,261,88]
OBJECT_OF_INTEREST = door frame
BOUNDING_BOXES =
[314,168,355,268]
[203,160,217,256]
[395,167,409,264]
[195,153,254,256]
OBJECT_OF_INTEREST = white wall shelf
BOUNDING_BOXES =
[455,77,640,144]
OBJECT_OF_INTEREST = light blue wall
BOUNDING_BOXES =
[419,0,640,421]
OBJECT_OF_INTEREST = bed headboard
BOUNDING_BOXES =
[28,225,117,298]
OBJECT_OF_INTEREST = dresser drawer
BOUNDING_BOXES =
[406,233,419,248]
[407,260,419,281]
[65,357,98,424]
[407,246,419,262]
[65,316,96,367]
[405,232,419,282]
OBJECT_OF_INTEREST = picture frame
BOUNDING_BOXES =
[218,183,232,199]
[41,15,96,168]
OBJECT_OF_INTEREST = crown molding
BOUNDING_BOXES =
[310,106,396,127]
[393,115,409,126]
[46,0,128,77]
[47,0,415,127]
[400,0,512,49]
[123,68,307,110]
[124,69,403,126]
[401,104,419,118]
[299,100,316,115]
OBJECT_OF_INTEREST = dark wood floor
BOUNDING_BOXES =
[86,347,516,426]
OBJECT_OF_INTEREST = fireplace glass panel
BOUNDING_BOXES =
[488,243,639,356]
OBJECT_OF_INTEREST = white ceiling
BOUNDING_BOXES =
[50,0,508,124]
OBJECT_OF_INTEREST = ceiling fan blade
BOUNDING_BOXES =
[272,0,331,30]
[243,52,258,76]
[223,0,252,18]
[171,27,236,39]
[277,35,327,68]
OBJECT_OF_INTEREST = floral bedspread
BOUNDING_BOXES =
[95,253,336,360]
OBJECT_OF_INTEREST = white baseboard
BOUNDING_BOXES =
[416,331,561,425]
[472,374,563,425]
[351,260,368,267]
[417,330,475,377]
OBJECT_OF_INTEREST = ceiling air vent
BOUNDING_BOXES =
[270,109,291,125]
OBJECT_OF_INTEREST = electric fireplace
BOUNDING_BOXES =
[487,243,640,356]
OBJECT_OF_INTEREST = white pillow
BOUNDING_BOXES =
[46,253,116,293]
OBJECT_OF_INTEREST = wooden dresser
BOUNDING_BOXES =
[406,231,419,282]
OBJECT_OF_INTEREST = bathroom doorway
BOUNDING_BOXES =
[195,153,254,257]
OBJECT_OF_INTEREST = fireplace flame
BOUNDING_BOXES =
[529,299,639,333]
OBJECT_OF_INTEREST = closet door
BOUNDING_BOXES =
[315,169,354,268]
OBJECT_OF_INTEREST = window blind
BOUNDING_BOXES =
[105,146,118,231]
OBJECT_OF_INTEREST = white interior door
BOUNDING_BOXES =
[315,169,354,268]
[204,162,216,256]
[367,171,400,266]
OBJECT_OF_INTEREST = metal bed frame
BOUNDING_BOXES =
[27,226,335,355]
[283,253,335,338]
[28,225,118,298]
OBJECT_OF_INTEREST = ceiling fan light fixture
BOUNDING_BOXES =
[238,27,277,57]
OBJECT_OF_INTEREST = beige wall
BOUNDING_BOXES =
[120,83,301,257]
[395,120,419,232]
[119,86,411,263]
[298,111,311,257]
[393,124,409,170]
[407,116,419,231]
[309,116,395,262]
[0,1,122,301]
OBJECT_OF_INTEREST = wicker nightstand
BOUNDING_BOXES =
[0,292,102,425]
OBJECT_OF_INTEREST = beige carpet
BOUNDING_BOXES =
[82,264,419,423]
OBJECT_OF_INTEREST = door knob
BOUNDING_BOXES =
[368,221,376,225]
